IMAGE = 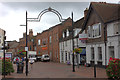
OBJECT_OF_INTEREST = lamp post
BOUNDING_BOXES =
[3,31,6,78]
[71,12,75,72]
[25,11,28,76]
[20,11,28,76]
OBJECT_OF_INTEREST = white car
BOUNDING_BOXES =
[29,57,37,62]
[41,54,50,62]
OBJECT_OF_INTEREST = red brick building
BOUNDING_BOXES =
[36,17,72,62]
[17,29,36,56]
[6,40,19,57]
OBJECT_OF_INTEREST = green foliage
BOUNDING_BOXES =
[0,58,14,75]
[106,57,120,79]
[73,48,82,54]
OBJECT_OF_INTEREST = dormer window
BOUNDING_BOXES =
[63,32,65,38]
[74,29,80,36]
[38,39,40,45]
[66,29,69,37]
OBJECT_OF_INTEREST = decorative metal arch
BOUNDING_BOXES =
[27,7,65,22]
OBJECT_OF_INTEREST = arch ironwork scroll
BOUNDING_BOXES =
[27,7,65,22]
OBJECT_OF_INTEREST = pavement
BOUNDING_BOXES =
[2,61,108,79]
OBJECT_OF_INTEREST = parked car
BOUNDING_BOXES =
[41,54,50,62]
[36,56,42,61]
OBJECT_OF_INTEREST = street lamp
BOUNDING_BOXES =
[3,31,6,78]
[71,12,75,72]
[20,11,28,76]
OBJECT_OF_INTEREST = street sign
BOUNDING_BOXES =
[79,34,88,40]
[25,47,28,51]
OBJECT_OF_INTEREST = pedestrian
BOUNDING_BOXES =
[29,58,34,68]
[16,57,19,65]
[21,57,24,62]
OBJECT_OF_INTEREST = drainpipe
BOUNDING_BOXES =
[104,24,107,68]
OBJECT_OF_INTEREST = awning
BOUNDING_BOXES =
[80,49,86,55]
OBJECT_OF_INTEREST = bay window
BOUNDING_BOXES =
[88,23,101,38]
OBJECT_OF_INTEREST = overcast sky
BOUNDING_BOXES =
[0,0,120,41]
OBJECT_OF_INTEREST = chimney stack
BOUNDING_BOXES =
[84,8,88,20]
[23,33,26,38]
[29,29,33,37]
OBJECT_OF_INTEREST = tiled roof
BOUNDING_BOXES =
[91,2,120,23]
[82,2,120,32]
[59,17,84,42]
[74,17,84,28]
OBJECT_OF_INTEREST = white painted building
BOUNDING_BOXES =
[82,2,120,67]
[0,28,5,58]
[0,28,5,48]
[107,21,120,64]
[59,17,85,65]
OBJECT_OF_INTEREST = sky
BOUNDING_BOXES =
[0,0,120,42]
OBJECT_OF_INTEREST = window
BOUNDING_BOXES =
[91,47,94,60]
[42,39,46,45]
[66,29,69,37]
[68,52,70,61]
[61,52,64,62]
[109,46,114,58]
[31,39,34,42]
[88,26,92,37]
[88,23,101,38]
[38,39,40,45]
[34,47,36,50]
[50,51,52,59]
[98,47,102,60]
[63,42,64,50]
[30,45,31,50]
[114,22,120,34]
[49,36,52,43]
[74,29,80,36]
[66,52,67,61]
[38,51,40,54]
[63,32,65,38]
[65,41,67,47]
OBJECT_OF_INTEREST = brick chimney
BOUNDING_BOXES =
[29,29,33,37]
[84,8,88,20]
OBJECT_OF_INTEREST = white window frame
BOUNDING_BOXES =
[63,32,65,38]
[88,23,101,38]
[98,47,102,61]
[114,22,120,35]
[66,29,69,37]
